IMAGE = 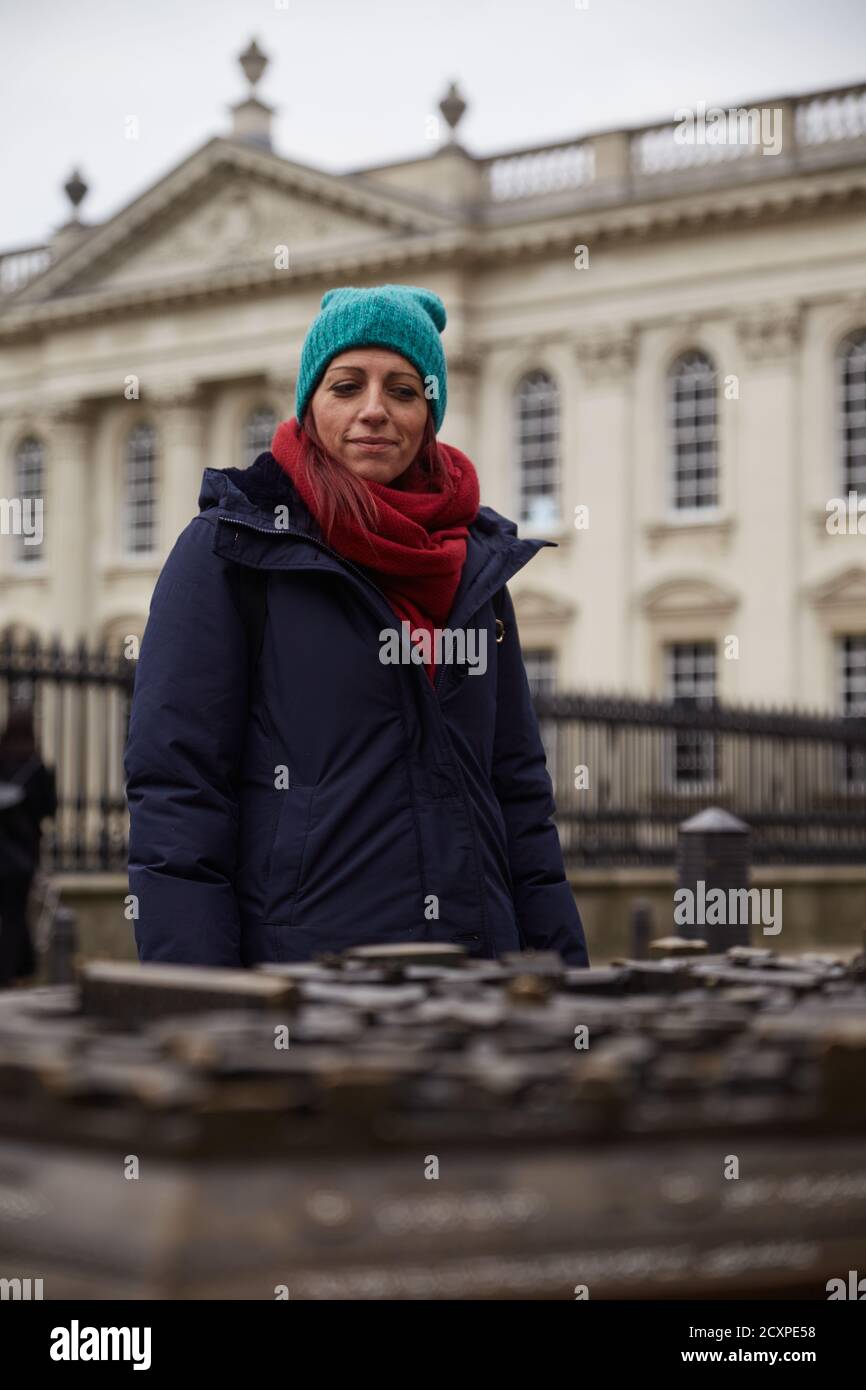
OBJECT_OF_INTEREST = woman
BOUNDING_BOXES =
[124,284,588,967]
[0,704,57,985]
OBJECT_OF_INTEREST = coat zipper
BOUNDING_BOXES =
[222,512,432,909]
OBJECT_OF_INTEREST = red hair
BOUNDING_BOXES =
[297,408,453,550]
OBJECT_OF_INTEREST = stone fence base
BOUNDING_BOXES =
[39,865,866,970]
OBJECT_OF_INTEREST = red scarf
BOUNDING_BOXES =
[270,418,480,684]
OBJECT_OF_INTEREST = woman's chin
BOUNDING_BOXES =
[347,459,407,484]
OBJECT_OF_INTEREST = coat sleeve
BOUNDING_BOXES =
[491,585,589,967]
[123,516,247,966]
[22,763,56,825]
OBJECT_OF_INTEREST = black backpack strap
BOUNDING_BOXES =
[235,566,269,688]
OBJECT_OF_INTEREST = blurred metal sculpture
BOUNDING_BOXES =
[0,940,864,1299]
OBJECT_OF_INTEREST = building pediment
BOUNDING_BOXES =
[641,576,739,617]
[512,586,575,623]
[12,137,451,306]
[808,565,866,608]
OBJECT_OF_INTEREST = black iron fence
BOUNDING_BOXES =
[1,634,865,871]
[534,692,866,866]
[0,634,134,871]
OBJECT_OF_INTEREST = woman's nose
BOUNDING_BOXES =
[358,392,388,419]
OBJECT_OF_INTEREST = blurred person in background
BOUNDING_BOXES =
[0,704,57,986]
[125,284,588,969]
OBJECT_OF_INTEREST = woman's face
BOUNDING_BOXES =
[308,348,428,484]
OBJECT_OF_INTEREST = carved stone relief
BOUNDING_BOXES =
[97,180,385,290]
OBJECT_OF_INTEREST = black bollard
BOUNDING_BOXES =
[676,807,752,952]
[47,904,78,984]
[630,898,654,960]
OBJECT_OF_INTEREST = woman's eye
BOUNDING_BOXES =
[331,383,417,399]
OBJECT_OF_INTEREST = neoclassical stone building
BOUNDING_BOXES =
[1,43,865,719]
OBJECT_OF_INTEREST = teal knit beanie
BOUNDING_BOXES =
[294,284,448,433]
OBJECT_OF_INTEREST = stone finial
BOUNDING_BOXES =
[52,168,91,255]
[239,38,268,89]
[438,80,467,142]
[230,39,275,151]
[63,169,88,218]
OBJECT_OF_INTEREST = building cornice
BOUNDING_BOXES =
[644,515,736,549]
[2,164,866,344]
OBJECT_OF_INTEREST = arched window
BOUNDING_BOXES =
[124,423,157,554]
[514,371,560,526]
[668,351,718,510]
[243,405,277,467]
[837,330,866,495]
[13,435,45,564]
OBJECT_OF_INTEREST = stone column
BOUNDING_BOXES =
[734,300,802,702]
[44,399,93,646]
[571,326,637,690]
[441,350,482,457]
[152,386,206,550]
[264,370,296,426]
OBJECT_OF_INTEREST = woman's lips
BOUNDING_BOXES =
[349,439,397,453]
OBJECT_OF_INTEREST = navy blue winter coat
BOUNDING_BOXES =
[123,448,588,968]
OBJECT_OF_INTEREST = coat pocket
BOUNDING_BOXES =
[262,785,316,925]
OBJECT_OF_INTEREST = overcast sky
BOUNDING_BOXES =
[2,0,866,249]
